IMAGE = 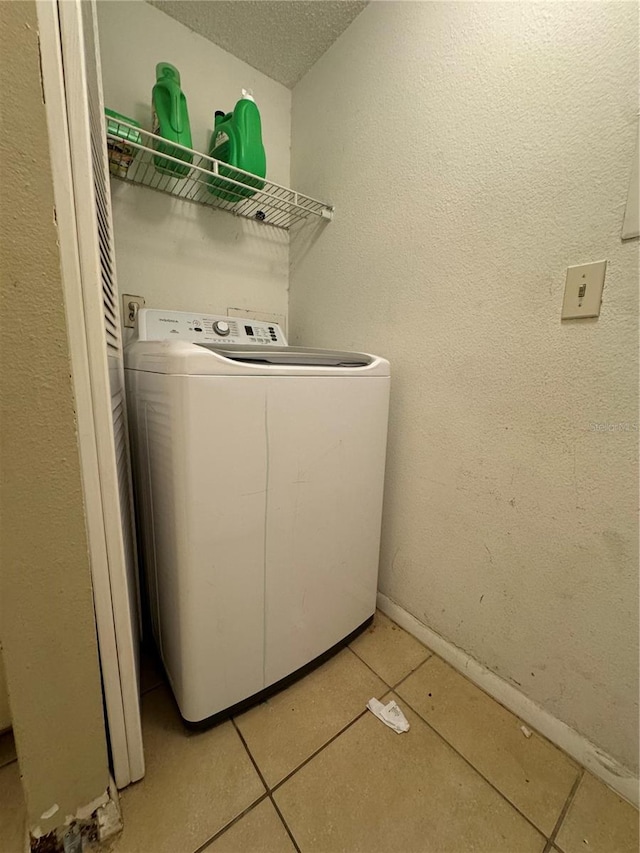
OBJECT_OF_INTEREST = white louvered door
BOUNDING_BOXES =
[56,0,144,787]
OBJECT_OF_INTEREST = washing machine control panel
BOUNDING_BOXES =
[136,309,287,346]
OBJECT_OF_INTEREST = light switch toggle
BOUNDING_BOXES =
[561,260,606,320]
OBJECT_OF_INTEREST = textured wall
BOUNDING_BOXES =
[290,1,639,772]
[0,0,109,833]
[98,0,291,327]
[0,651,11,731]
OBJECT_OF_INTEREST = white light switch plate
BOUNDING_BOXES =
[561,260,606,320]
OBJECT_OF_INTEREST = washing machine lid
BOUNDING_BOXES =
[124,340,390,377]
[197,344,373,368]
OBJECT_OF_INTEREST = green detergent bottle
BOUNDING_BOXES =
[208,89,266,201]
[152,62,193,178]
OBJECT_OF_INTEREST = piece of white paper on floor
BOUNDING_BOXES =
[366,697,410,733]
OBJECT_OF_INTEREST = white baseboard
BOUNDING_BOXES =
[377,592,639,808]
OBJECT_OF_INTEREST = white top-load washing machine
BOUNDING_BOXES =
[125,309,390,726]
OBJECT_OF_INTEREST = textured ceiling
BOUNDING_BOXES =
[148,1,368,89]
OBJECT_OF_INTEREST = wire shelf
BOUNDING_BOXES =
[106,119,333,231]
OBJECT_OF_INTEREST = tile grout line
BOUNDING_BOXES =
[269,795,302,853]
[223,652,566,849]
[347,642,440,721]
[191,792,270,853]
[396,691,558,843]
[347,637,434,696]
[346,644,394,690]
[376,643,590,846]
[231,718,302,853]
[140,679,165,697]
[541,769,584,853]
[161,622,587,853]
[163,619,434,852]
[161,636,433,852]
[212,642,402,812]
[271,708,370,795]
[160,634,585,851]
[391,653,434,692]
[200,640,555,848]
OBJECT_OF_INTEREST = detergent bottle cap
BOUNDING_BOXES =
[241,88,255,102]
[157,62,181,85]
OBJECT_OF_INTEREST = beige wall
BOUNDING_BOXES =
[290,2,639,773]
[0,650,11,732]
[97,0,291,329]
[0,0,109,835]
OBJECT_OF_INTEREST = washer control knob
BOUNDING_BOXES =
[213,320,230,336]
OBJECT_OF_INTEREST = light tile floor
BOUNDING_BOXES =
[1,613,638,853]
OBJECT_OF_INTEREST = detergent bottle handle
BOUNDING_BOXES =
[166,78,183,134]
[156,64,183,135]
